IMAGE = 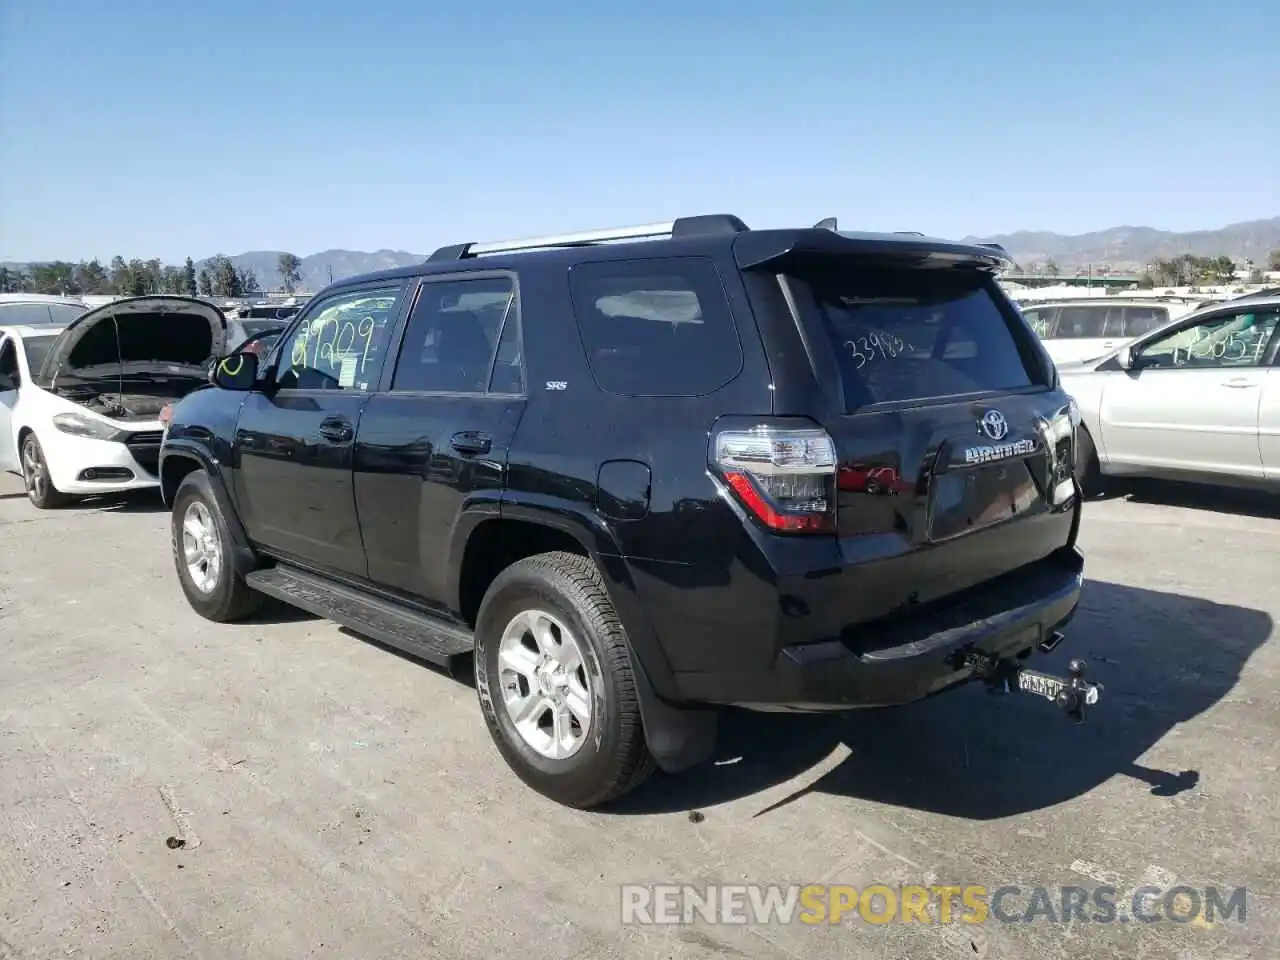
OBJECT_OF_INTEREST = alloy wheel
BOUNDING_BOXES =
[497,609,593,760]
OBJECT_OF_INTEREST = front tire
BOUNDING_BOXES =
[171,470,264,622]
[474,551,654,808]
[21,433,72,509]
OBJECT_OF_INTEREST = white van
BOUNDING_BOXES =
[1020,299,1197,365]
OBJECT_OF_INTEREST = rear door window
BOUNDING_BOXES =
[390,276,520,394]
[1053,306,1107,339]
[568,257,742,397]
[797,265,1039,408]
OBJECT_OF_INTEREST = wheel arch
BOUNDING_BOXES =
[452,500,717,775]
[161,444,257,570]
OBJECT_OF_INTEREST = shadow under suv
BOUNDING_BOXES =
[160,214,1096,808]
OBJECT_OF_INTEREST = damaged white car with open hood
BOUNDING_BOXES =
[0,295,229,508]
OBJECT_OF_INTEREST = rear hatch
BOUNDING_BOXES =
[760,245,1078,632]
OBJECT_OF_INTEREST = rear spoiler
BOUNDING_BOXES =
[733,229,1014,273]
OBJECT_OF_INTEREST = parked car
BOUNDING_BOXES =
[0,295,231,507]
[1059,294,1280,494]
[1020,298,1197,365]
[0,293,90,327]
[160,214,1097,808]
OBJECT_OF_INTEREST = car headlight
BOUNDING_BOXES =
[52,412,119,441]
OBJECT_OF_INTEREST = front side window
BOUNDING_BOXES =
[20,335,58,378]
[275,287,401,391]
[569,257,742,397]
[1135,310,1280,369]
[391,276,520,394]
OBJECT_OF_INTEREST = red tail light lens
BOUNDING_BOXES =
[713,425,838,534]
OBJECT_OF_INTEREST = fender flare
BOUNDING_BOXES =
[159,442,257,572]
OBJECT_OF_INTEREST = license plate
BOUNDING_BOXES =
[1017,671,1065,702]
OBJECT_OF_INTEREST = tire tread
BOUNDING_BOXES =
[476,550,654,808]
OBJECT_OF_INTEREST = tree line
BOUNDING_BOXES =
[1027,249,1280,286]
[0,252,305,299]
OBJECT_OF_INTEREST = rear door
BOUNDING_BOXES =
[780,261,1074,619]
[353,272,526,610]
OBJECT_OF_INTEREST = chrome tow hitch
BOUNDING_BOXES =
[968,652,1103,724]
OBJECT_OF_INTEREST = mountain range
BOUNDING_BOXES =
[6,216,1278,291]
[964,216,1280,271]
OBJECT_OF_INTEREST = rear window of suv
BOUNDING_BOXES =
[796,264,1039,409]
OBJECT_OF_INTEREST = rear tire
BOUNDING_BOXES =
[474,551,655,809]
[1075,427,1104,498]
[21,433,72,509]
[171,470,264,622]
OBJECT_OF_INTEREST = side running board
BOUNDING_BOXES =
[245,566,475,674]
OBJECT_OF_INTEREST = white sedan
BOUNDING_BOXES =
[1058,294,1280,494]
[0,295,231,508]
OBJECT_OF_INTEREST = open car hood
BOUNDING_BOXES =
[38,295,227,384]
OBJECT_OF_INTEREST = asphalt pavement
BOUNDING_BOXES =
[1,472,1276,960]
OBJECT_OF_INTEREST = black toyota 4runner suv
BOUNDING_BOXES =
[161,214,1098,808]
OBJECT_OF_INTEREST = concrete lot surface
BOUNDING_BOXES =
[1,472,1276,960]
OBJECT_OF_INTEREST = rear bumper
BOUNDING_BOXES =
[674,547,1085,711]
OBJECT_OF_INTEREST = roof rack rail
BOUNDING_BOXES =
[427,213,749,262]
[976,242,1008,253]
[893,231,926,237]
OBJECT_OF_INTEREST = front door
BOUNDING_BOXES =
[354,272,526,610]
[0,336,19,473]
[233,283,407,577]
[1099,307,1280,478]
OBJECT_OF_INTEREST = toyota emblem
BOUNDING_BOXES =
[979,409,1009,441]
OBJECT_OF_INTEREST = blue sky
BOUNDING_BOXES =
[2,0,1276,262]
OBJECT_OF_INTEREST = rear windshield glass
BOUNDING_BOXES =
[796,265,1039,408]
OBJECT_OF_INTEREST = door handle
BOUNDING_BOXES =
[318,417,354,442]
[450,431,492,455]
[1221,378,1258,389]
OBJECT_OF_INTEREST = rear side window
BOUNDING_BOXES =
[568,257,741,397]
[797,265,1038,408]
[1123,306,1168,336]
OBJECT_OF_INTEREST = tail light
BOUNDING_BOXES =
[712,424,837,533]
[1040,399,1079,506]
